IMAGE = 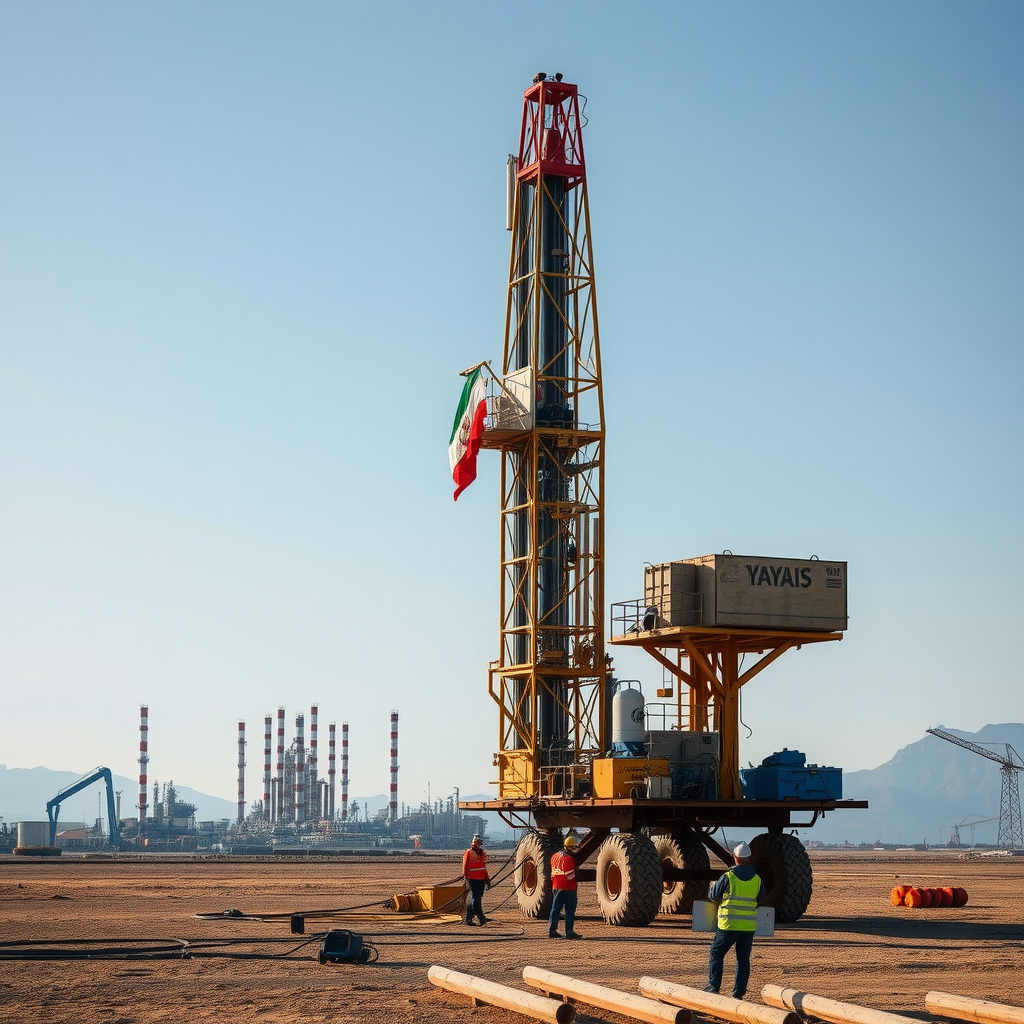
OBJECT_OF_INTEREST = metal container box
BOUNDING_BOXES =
[592,757,669,798]
[648,555,847,632]
[680,730,720,763]
[739,765,843,800]
[643,562,699,628]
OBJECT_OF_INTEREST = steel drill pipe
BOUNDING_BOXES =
[761,986,920,1024]
[640,978,798,1024]
[428,966,575,1024]
[523,967,690,1024]
[926,992,1024,1024]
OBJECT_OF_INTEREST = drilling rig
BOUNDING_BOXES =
[460,74,866,926]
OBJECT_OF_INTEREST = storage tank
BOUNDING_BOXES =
[611,683,646,746]
[14,821,59,856]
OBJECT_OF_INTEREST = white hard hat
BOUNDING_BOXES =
[733,843,752,859]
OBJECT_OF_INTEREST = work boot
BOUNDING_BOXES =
[565,931,582,939]
[548,930,560,938]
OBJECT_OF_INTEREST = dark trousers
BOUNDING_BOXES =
[708,928,755,997]
[549,888,578,935]
[466,879,487,923]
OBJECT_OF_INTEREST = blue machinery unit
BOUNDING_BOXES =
[46,766,122,849]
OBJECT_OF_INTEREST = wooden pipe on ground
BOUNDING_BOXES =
[523,966,690,1024]
[639,977,800,1024]
[428,965,575,1024]
[761,985,921,1024]
[926,991,1024,1024]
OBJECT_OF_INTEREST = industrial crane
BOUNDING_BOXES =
[927,728,1024,849]
[46,766,122,849]
[949,814,998,847]
[460,74,866,927]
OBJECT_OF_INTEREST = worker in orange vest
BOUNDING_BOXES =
[549,834,582,939]
[462,834,490,925]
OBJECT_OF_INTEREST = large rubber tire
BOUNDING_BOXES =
[514,830,561,919]
[748,832,813,923]
[595,832,663,926]
[654,833,711,915]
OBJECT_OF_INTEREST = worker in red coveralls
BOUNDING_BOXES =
[462,834,490,925]
[548,834,582,939]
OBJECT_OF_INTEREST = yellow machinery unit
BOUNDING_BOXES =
[592,758,669,799]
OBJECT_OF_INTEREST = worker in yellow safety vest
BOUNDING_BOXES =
[462,834,490,925]
[705,843,763,998]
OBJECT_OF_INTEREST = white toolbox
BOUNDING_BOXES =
[692,900,775,936]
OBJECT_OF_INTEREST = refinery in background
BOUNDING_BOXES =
[1,704,488,855]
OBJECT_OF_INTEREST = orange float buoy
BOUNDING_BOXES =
[891,885,911,905]
[897,884,969,908]
[904,887,925,908]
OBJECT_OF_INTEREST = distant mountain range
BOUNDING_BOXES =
[3,722,1021,847]
[806,722,1024,847]
[0,765,238,825]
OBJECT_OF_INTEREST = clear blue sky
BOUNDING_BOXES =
[2,1,1021,810]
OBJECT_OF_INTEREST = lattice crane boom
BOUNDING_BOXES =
[927,728,1024,849]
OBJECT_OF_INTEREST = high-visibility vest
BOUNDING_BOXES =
[463,847,488,880]
[550,850,577,891]
[717,869,760,931]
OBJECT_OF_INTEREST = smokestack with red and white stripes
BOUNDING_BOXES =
[263,714,272,821]
[309,704,319,820]
[389,710,399,824]
[276,707,285,823]
[341,721,349,821]
[328,722,336,819]
[294,714,306,824]
[237,721,246,826]
[138,705,149,821]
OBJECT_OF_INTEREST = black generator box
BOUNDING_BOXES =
[318,929,372,965]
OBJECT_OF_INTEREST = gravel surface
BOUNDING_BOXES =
[1,850,1020,1023]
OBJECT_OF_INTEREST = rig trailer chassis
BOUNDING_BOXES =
[461,795,867,927]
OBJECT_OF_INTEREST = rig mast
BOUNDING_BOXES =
[481,73,606,799]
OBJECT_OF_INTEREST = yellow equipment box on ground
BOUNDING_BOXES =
[592,757,669,798]
[390,885,466,914]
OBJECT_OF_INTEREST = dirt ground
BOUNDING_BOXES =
[0,850,1021,1024]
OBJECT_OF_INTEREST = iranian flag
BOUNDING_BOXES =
[449,367,487,500]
